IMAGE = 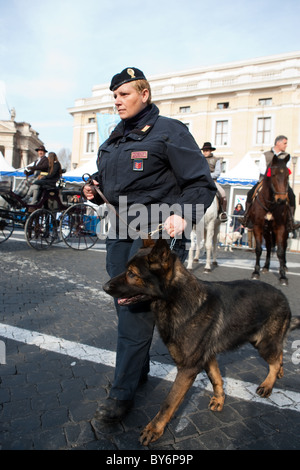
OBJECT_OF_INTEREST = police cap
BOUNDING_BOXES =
[110,67,147,91]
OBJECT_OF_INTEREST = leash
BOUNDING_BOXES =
[148,223,164,236]
[170,237,177,250]
[149,223,177,250]
[82,174,177,248]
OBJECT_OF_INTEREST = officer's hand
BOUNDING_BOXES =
[83,180,99,200]
[164,215,187,238]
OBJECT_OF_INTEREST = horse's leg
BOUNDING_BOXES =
[212,221,221,266]
[276,226,288,285]
[262,226,272,273]
[204,223,213,273]
[194,223,202,261]
[187,226,196,270]
[252,225,263,280]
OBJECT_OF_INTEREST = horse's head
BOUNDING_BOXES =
[266,154,290,204]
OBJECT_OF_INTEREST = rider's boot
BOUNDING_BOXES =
[218,196,228,222]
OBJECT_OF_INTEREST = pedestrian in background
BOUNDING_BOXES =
[231,203,245,245]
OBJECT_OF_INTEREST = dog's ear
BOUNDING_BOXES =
[149,239,170,264]
[142,236,156,249]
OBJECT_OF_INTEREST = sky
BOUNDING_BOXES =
[1,0,300,155]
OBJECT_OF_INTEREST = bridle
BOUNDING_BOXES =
[256,165,289,213]
[267,165,289,198]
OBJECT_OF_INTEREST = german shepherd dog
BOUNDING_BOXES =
[103,238,300,446]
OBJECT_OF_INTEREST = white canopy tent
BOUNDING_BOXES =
[218,152,260,186]
[0,152,26,180]
[64,159,98,183]
[0,151,16,172]
[217,152,260,223]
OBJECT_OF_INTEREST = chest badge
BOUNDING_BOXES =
[133,159,144,171]
[131,151,148,159]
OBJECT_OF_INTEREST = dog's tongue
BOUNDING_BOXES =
[118,295,143,305]
[118,298,129,306]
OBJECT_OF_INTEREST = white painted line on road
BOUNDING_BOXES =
[6,234,300,270]
[195,258,300,276]
[0,322,299,414]
[7,234,106,251]
[0,323,116,367]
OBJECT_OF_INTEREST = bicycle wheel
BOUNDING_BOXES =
[0,216,14,243]
[25,209,58,250]
[60,203,99,250]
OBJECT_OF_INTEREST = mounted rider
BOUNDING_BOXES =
[240,135,299,231]
[201,142,228,222]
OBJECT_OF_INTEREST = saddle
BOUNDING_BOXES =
[251,180,263,202]
[251,181,275,221]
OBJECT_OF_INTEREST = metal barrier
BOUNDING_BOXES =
[219,214,300,252]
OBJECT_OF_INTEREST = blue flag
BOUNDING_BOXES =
[97,113,120,145]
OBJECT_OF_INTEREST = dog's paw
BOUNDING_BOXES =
[139,423,164,446]
[209,396,224,412]
[277,367,284,379]
[256,385,273,398]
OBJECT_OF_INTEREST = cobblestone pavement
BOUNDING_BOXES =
[0,232,300,452]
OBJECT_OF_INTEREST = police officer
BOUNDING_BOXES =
[83,67,216,424]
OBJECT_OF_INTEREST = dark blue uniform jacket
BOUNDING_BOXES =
[93,104,216,225]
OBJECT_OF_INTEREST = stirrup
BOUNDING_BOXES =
[219,212,228,222]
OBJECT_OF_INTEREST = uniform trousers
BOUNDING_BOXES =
[105,236,188,401]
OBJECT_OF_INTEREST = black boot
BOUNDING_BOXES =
[92,397,133,424]
[218,196,228,222]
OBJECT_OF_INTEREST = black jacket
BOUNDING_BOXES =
[25,156,49,176]
[94,104,216,225]
[35,161,61,189]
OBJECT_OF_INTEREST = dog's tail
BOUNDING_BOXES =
[289,316,300,331]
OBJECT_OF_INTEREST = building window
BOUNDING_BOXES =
[217,102,229,109]
[88,117,96,123]
[215,120,228,146]
[179,106,191,113]
[259,98,272,106]
[256,117,271,145]
[86,132,95,153]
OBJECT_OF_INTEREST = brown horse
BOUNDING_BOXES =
[248,155,291,285]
